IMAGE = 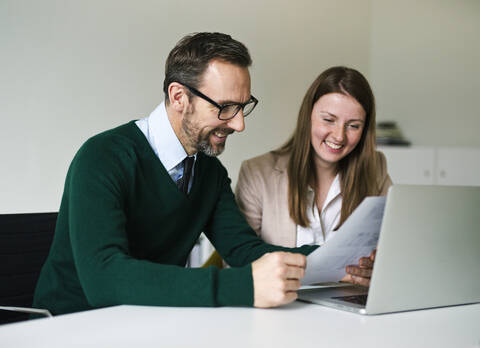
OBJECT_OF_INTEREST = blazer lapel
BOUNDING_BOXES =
[273,154,297,248]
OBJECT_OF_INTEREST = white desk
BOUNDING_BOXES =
[0,302,479,348]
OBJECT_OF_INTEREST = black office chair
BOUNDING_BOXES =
[0,212,57,324]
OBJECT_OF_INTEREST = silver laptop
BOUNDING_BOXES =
[298,184,480,315]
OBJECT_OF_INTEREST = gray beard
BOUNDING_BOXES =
[181,113,225,157]
[197,137,223,157]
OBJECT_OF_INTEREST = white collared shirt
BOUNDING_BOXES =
[296,174,342,247]
[135,101,196,192]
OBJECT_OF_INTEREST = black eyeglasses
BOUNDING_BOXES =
[180,83,258,121]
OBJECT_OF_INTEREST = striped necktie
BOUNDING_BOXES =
[176,156,195,194]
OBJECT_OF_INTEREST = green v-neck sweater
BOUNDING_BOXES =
[33,121,316,315]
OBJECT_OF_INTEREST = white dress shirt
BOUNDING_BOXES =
[296,174,342,247]
[135,101,196,192]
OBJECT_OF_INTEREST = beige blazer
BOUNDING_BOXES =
[235,151,392,248]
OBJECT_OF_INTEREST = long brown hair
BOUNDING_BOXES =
[275,66,380,228]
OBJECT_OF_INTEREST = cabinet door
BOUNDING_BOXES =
[378,146,435,185]
[436,147,480,186]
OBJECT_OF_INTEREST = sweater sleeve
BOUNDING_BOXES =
[204,163,317,273]
[66,138,261,308]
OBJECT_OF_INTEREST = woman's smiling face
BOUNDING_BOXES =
[310,92,366,169]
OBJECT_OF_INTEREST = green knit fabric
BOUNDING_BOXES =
[33,121,316,315]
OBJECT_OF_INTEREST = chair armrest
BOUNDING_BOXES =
[0,306,52,317]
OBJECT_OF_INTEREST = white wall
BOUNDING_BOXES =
[0,0,372,213]
[370,0,480,147]
[3,1,478,214]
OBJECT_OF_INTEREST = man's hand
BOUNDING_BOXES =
[251,252,306,308]
[342,249,376,287]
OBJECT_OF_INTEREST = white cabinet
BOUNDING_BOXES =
[378,146,480,186]
[436,147,480,186]
[378,146,435,185]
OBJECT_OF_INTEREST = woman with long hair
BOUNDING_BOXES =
[235,66,392,285]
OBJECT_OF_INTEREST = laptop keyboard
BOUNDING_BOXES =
[332,294,368,306]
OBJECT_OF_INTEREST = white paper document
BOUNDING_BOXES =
[302,196,386,285]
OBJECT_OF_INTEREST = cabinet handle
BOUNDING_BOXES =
[439,170,446,178]
[424,170,431,177]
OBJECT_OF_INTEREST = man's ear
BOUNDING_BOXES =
[168,82,189,113]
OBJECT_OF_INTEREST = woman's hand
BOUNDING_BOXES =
[341,249,376,287]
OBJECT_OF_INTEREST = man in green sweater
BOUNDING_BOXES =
[33,32,318,315]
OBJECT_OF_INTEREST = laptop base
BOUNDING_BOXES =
[298,285,369,315]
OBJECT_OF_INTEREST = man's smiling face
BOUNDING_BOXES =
[180,59,251,157]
